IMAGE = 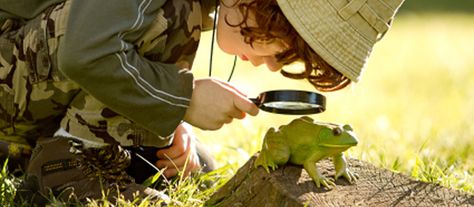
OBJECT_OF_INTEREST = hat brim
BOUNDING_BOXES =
[277,0,376,82]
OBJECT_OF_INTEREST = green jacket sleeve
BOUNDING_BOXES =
[57,0,194,137]
[0,0,64,19]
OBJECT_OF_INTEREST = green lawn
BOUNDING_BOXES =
[400,0,474,14]
[2,13,474,206]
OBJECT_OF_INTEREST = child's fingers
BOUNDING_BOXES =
[156,134,188,159]
[233,95,259,116]
[163,168,178,178]
[156,151,200,178]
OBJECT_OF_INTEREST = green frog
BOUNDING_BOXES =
[254,116,359,188]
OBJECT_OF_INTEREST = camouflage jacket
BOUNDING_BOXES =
[0,0,215,148]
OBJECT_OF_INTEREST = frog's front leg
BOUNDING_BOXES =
[333,153,358,183]
[304,152,335,188]
[255,128,290,173]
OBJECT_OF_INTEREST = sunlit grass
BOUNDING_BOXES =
[1,13,473,206]
[1,160,17,206]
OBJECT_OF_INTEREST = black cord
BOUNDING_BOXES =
[208,0,237,82]
[227,56,237,82]
[208,0,219,77]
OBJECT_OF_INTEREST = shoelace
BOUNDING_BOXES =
[69,140,134,191]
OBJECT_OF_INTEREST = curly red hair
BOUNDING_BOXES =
[221,0,351,92]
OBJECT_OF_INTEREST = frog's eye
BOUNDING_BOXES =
[343,124,353,131]
[332,127,343,136]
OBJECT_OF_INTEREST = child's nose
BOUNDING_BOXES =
[264,57,283,72]
[249,57,264,67]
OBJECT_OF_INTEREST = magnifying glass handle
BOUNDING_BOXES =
[249,98,260,106]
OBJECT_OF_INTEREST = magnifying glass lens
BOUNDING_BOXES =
[263,101,320,110]
[250,90,326,115]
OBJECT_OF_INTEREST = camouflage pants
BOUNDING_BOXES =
[0,2,80,168]
[0,1,174,170]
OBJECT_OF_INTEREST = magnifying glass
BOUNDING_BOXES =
[250,90,326,115]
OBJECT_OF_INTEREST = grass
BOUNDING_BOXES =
[2,13,474,206]
[1,160,17,206]
[399,0,474,14]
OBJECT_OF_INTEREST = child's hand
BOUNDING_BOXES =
[155,123,200,178]
[184,78,259,130]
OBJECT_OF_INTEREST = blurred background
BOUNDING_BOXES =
[191,0,474,193]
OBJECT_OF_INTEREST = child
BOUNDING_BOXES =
[0,0,404,203]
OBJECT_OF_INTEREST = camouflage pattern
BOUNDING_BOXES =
[0,0,209,159]
[60,0,204,148]
[0,2,80,161]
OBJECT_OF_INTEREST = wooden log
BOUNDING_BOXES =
[205,155,474,207]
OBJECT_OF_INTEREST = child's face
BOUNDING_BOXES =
[216,0,289,72]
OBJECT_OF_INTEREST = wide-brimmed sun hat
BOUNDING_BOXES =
[277,0,405,82]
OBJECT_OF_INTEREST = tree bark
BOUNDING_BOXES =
[205,155,474,207]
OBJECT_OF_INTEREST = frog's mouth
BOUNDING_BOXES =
[319,144,353,148]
